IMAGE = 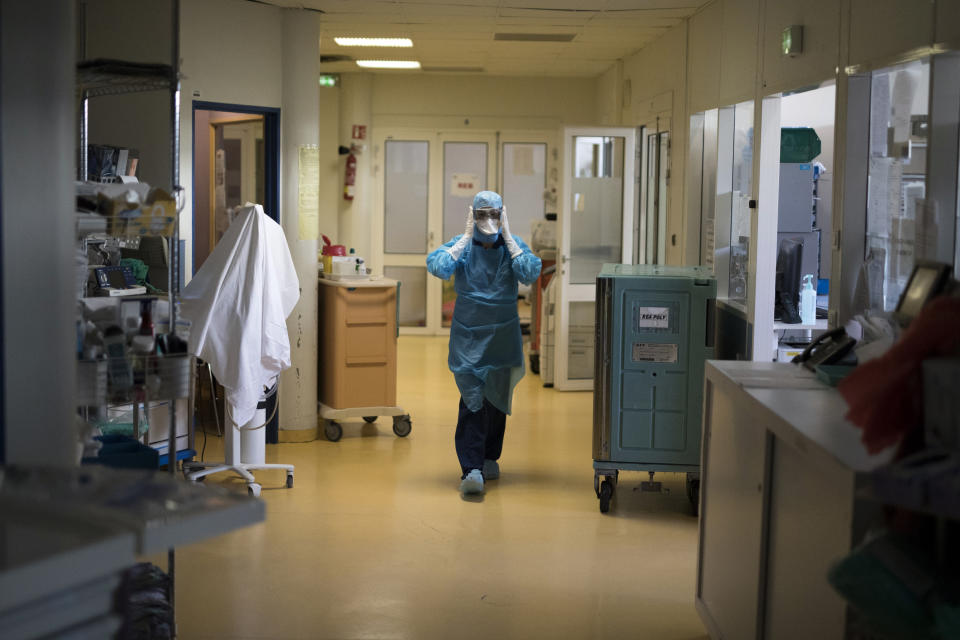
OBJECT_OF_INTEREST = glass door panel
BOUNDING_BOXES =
[384,266,428,328]
[557,127,636,390]
[379,137,432,333]
[384,141,429,254]
[570,136,625,284]
[866,59,931,310]
[441,140,492,329]
[502,143,547,242]
[502,142,548,330]
[442,142,488,241]
[729,101,754,304]
[643,131,670,265]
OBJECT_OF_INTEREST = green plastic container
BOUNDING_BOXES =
[815,364,855,387]
[781,127,822,163]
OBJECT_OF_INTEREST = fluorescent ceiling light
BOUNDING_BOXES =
[335,37,412,48]
[494,33,576,42]
[356,60,421,69]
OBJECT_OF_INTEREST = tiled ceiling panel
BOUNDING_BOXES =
[301,0,710,77]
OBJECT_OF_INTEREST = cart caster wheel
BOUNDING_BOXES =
[362,416,377,424]
[392,414,412,437]
[599,479,614,513]
[286,473,294,489]
[248,483,262,497]
[325,421,343,442]
[529,353,540,375]
[686,474,701,517]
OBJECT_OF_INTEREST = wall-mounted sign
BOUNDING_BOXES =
[451,173,480,197]
[351,125,367,140]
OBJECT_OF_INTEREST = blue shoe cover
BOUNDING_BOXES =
[460,469,484,495]
[483,459,500,480]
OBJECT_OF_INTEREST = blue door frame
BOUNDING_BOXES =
[192,101,282,443]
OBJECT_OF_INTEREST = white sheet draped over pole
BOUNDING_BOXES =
[180,203,300,429]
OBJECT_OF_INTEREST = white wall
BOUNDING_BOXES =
[780,84,836,172]
[369,74,598,125]
[179,0,284,277]
[278,10,321,434]
[337,73,373,260]
[719,0,759,105]
[611,24,689,265]
[335,72,597,259]
[937,0,960,48]
[1,1,77,465]
[761,0,841,94]
[84,0,176,190]
[847,0,935,69]
[180,0,325,436]
[687,1,723,114]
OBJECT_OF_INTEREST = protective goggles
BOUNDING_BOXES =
[473,207,502,222]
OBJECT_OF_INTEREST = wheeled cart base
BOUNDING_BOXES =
[593,465,700,515]
[318,403,412,442]
[183,461,293,497]
[184,404,295,497]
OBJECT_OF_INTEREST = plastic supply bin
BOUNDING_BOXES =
[593,264,716,514]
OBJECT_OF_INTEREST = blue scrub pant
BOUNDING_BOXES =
[455,397,506,477]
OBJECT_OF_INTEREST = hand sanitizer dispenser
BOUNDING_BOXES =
[800,274,816,325]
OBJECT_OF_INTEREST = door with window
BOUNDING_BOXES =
[436,133,497,331]
[556,127,637,390]
[376,130,497,334]
[639,126,670,266]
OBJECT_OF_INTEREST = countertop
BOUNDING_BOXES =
[705,360,896,473]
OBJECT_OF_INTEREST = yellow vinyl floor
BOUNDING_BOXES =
[167,336,708,640]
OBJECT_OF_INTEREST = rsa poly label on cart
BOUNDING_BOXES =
[635,306,670,329]
[632,342,679,363]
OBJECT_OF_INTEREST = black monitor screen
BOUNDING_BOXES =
[775,238,803,322]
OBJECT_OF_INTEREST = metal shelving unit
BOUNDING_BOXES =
[76,0,191,632]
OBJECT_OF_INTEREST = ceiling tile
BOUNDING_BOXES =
[603,0,703,10]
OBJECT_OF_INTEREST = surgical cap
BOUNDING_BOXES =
[473,191,503,210]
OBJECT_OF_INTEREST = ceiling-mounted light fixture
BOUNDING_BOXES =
[335,37,413,47]
[356,60,421,69]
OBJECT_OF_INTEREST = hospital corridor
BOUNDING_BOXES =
[4,1,960,639]
[169,336,705,639]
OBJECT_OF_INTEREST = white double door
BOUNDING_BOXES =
[373,128,552,335]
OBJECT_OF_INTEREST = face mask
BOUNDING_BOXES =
[474,207,501,236]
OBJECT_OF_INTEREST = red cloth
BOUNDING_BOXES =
[838,297,960,454]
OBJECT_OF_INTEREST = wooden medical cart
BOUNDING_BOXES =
[317,276,411,441]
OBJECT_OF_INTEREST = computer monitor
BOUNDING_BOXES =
[774,237,803,323]
[895,261,952,324]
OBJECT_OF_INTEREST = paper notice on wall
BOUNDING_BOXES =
[702,219,715,270]
[512,146,535,176]
[867,157,901,238]
[451,173,480,197]
[298,145,320,240]
[870,73,890,156]
[891,68,917,144]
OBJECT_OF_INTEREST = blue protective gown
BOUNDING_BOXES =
[427,230,541,415]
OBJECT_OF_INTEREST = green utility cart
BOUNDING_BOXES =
[593,265,717,514]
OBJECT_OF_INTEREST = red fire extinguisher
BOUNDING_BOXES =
[343,152,356,201]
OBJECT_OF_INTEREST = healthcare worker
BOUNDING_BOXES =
[427,191,542,495]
